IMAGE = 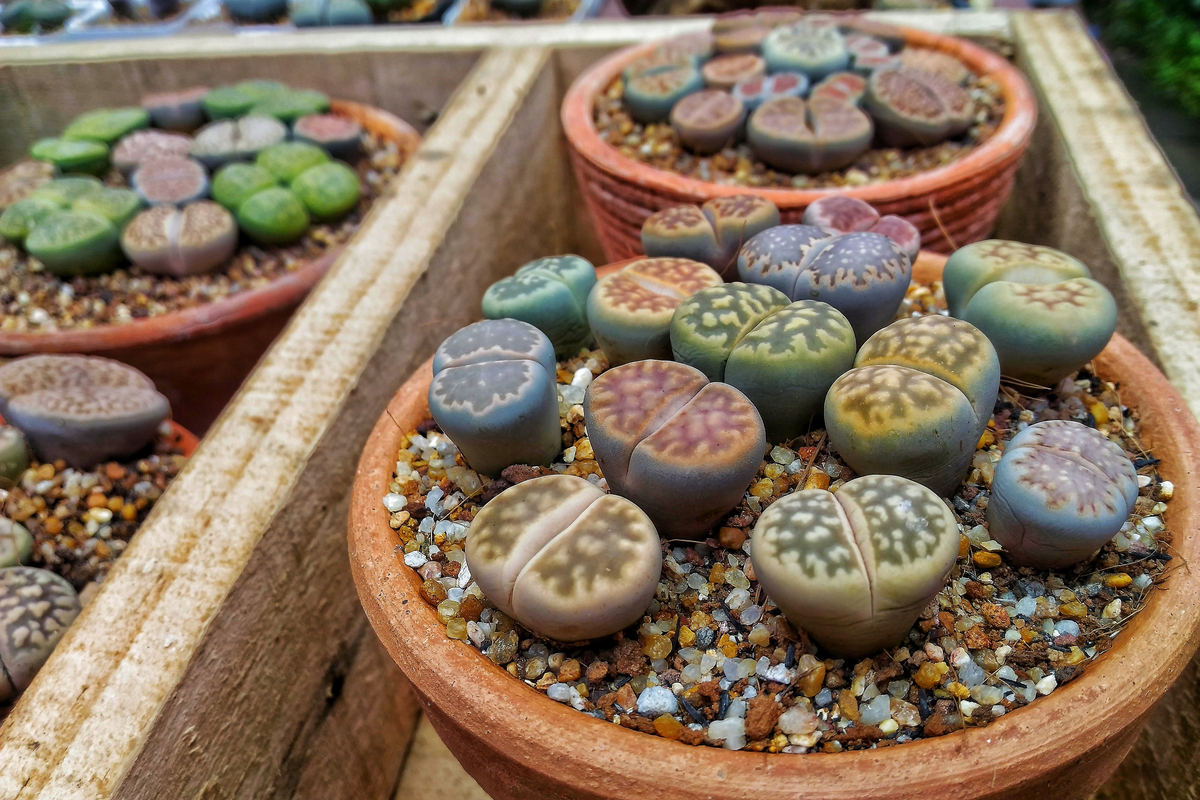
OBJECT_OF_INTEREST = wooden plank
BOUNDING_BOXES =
[393,718,491,800]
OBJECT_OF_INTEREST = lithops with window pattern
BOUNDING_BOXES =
[701,54,766,91]
[762,22,850,80]
[72,188,143,229]
[141,87,210,132]
[624,66,706,124]
[587,257,723,366]
[0,197,60,245]
[747,97,873,175]
[752,473,959,658]
[943,240,1118,385]
[670,90,746,155]
[669,282,790,381]
[0,355,170,469]
[864,68,974,148]
[846,35,899,75]
[641,195,779,278]
[293,113,363,159]
[62,107,150,145]
[808,72,867,109]
[482,255,596,358]
[736,223,831,295]
[585,360,765,538]
[0,518,32,568]
[189,115,289,170]
[712,9,800,54]
[802,195,920,261]
[466,475,661,642]
[428,319,561,478]
[825,315,1000,496]
[121,202,238,277]
[899,48,970,86]
[988,420,1138,569]
[0,427,29,486]
[0,567,81,702]
[731,72,809,112]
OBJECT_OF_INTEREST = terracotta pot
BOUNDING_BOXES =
[562,22,1038,261]
[0,101,421,435]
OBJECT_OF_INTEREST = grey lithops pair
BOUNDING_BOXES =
[669,283,856,441]
[737,226,910,344]
[753,473,959,658]
[943,241,1118,385]
[863,68,974,148]
[0,355,171,470]
[481,255,597,358]
[746,96,873,175]
[428,319,561,478]
[802,195,920,261]
[825,315,1000,496]
[189,115,289,170]
[640,195,780,279]
[121,202,238,277]
[0,567,81,703]
[587,257,723,366]
[989,420,1138,569]
[585,359,765,538]
[466,475,661,642]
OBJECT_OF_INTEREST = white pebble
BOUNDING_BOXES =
[547,683,571,703]
[571,367,593,388]
[857,695,892,725]
[725,699,747,718]
[959,700,980,718]
[778,706,818,735]
[1036,675,1058,696]
[403,551,428,568]
[636,686,678,716]
[1102,598,1122,619]
[708,718,746,750]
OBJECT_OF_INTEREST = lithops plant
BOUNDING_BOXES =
[712,10,800,54]
[428,319,561,477]
[29,138,109,176]
[24,211,122,277]
[825,315,1000,496]
[899,48,970,86]
[669,282,790,381]
[72,187,144,229]
[293,113,363,159]
[624,66,705,124]
[0,567,81,702]
[736,223,832,295]
[586,257,723,366]
[141,87,210,132]
[236,187,310,245]
[0,0,71,32]
[223,0,287,21]
[121,202,238,277]
[0,518,32,569]
[0,161,56,211]
[802,195,920,261]
[290,0,372,24]
[202,83,282,119]
[111,130,193,176]
[190,115,288,170]
[988,420,1138,569]
[762,22,850,80]
[943,240,1117,385]
[466,475,661,642]
[701,54,766,91]
[0,427,28,486]
[846,34,899,75]
[0,197,60,245]
[864,68,974,148]
[62,107,150,145]
[752,473,959,658]
[641,195,780,279]
[670,90,746,155]
[250,90,331,124]
[731,72,809,112]
[29,175,102,206]
[481,255,597,358]
[211,163,278,212]
[290,161,361,221]
[746,96,872,175]
[808,72,867,109]
[256,142,330,184]
[0,354,170,469]
[131,157,209,206]
[585,359,765,538]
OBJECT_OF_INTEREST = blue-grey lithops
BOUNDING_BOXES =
[585,359,765,538]
[0,355,170,470]
[0,566,81,702]
[736,223,832,296]
[746,97,873,175]
[641,195,780,279]
[752,473,959,658]
[0,519,33,569]
[624,66,706,124]
[481,255,597,358]
[825,315,1000,496]
[670,90,747,155]
[988,420,1138,569]
[466,474,661,642]
[428,319,561,478]
[943,240,1118,385]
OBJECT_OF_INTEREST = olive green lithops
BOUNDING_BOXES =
[0,518,32,568]
[0,197,60,245]
[24,211,122,277]
[481,255,597,358]
[752,473,959,658]
[587,257,723,366]
[466,475,661,642]
[190,115,289,170]
[289,161,361,221]
[669,282,790,381]
[203,81,289,119]
[0,161,56,211]
[943,240,1117,385]
[236,187,310,245]
[584,359,765,538]
[801,195,920,261]
[825,315,1000,496]
[624,66,706,124]
[141,86,210,132]
[0,567,81,702]
[256,142,331,184]
[211,163,278,212]
[641,195,780,279]
[62,107,150,145]
[0,355,170,469]
[0,427,29,486]
[429,319,561,477]
[71,187,143,229]
[29,139,109,176]
[121,202,238,277]
[988,420,1138,569]
[29,176,102,206]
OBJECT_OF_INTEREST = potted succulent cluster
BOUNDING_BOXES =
[444,0,598,24]
[224,0,452,26]
[0,0,71,33]
[562,11,1037,260]
[350,195,1200,800]
[0,80,419,431]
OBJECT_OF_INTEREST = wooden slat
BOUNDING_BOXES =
[393,718,491,800]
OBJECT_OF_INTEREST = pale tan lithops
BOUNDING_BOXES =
[0,566,81,702]
[466,475,661,642]
[752,473,959,658]
[121,201,238,277]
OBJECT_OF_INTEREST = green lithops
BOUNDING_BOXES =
[943,240,1117,385]
[669,282,790,381]
[0,567,81,703]
[290,162,360,220]
[752,473,959,658]
[249,90,331,124]
[481,255,597,358]
[29,139,109,176]
[0,427,29,487]
[203,81,288,119]
[641,195,780,279]
[0,197,61,245]
[72,187,144,229]
[211,163,278,211]
[24,211,122,277]
[825,315,1000,496]
[0,518,32,568]
[0,0,72,32]
[256,142,330,184]
[62,107,150,145]
[30,176,102,206]
[236,187,310,245]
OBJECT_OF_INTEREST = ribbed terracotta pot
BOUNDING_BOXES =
[562,21,1038,261]
[348,254,1200,800]
[0,100,420,435]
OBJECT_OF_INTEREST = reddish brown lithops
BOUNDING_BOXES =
[131,156,209,206]
[0,354,170,469]
[746,96,873,175]
[111,130,194,176]
[801,196,921,260]
[701,54,767,91]
[988,420,1138,569]
[0,566,81,702]
[466,475,661,642]
[121,201,238,277]
[641,195,780,278]
[864,68,974,148]
[670,90,747,155]
[586,257,723,365]
[585,360,765,538]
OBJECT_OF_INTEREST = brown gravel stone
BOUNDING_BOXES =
[558,659,582,682]
[611,638,648,676]
[586,660,610,684]
[981,602,1011,629]
[964,625,992,649]
[718,526,747,550]
[744,695,782,740]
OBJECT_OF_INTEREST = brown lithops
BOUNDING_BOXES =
[864,68,974,148]
[899,48,970,86]
[746,96,873,175]
[0,567,81,702]
[0,160,57,212]
[670,90,746,155]
[131,156,209,206]
[641,196,780,279]
[121,201,238,277]
[112,130,194,176]
[466,475,661,642]
[585,360,766,538]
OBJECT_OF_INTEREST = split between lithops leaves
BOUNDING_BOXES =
[585,359,765,539]
[746,96,873,175]
[732,72,809,112]
[466,475,661,642]
[988,420,1137,569]
[0,566,81,702]
[752,473,959,658]
[801,195,920,261]
[122,202,238,277]
[482,255,597,358]
[701,54,766,91]
[641,195,780,279]
[190,115,288,170]
[825,315,1000,496]
[943,240,1117,385]
[670,90,746,155]
[24,211,123,277]
[428,319,561,478]
[864,68,973,148]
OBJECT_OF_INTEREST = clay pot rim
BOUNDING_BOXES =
[348,257,1200,798]
[0,100,420,356]
[560,20,1038,209]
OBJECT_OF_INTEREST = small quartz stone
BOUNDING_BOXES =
[637,685,679,716]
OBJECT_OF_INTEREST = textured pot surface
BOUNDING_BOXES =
[349,258,1200,800]
[0,100,421,434]
[562,22,1038,261]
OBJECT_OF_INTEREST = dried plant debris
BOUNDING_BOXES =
[381,282,1173,753]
